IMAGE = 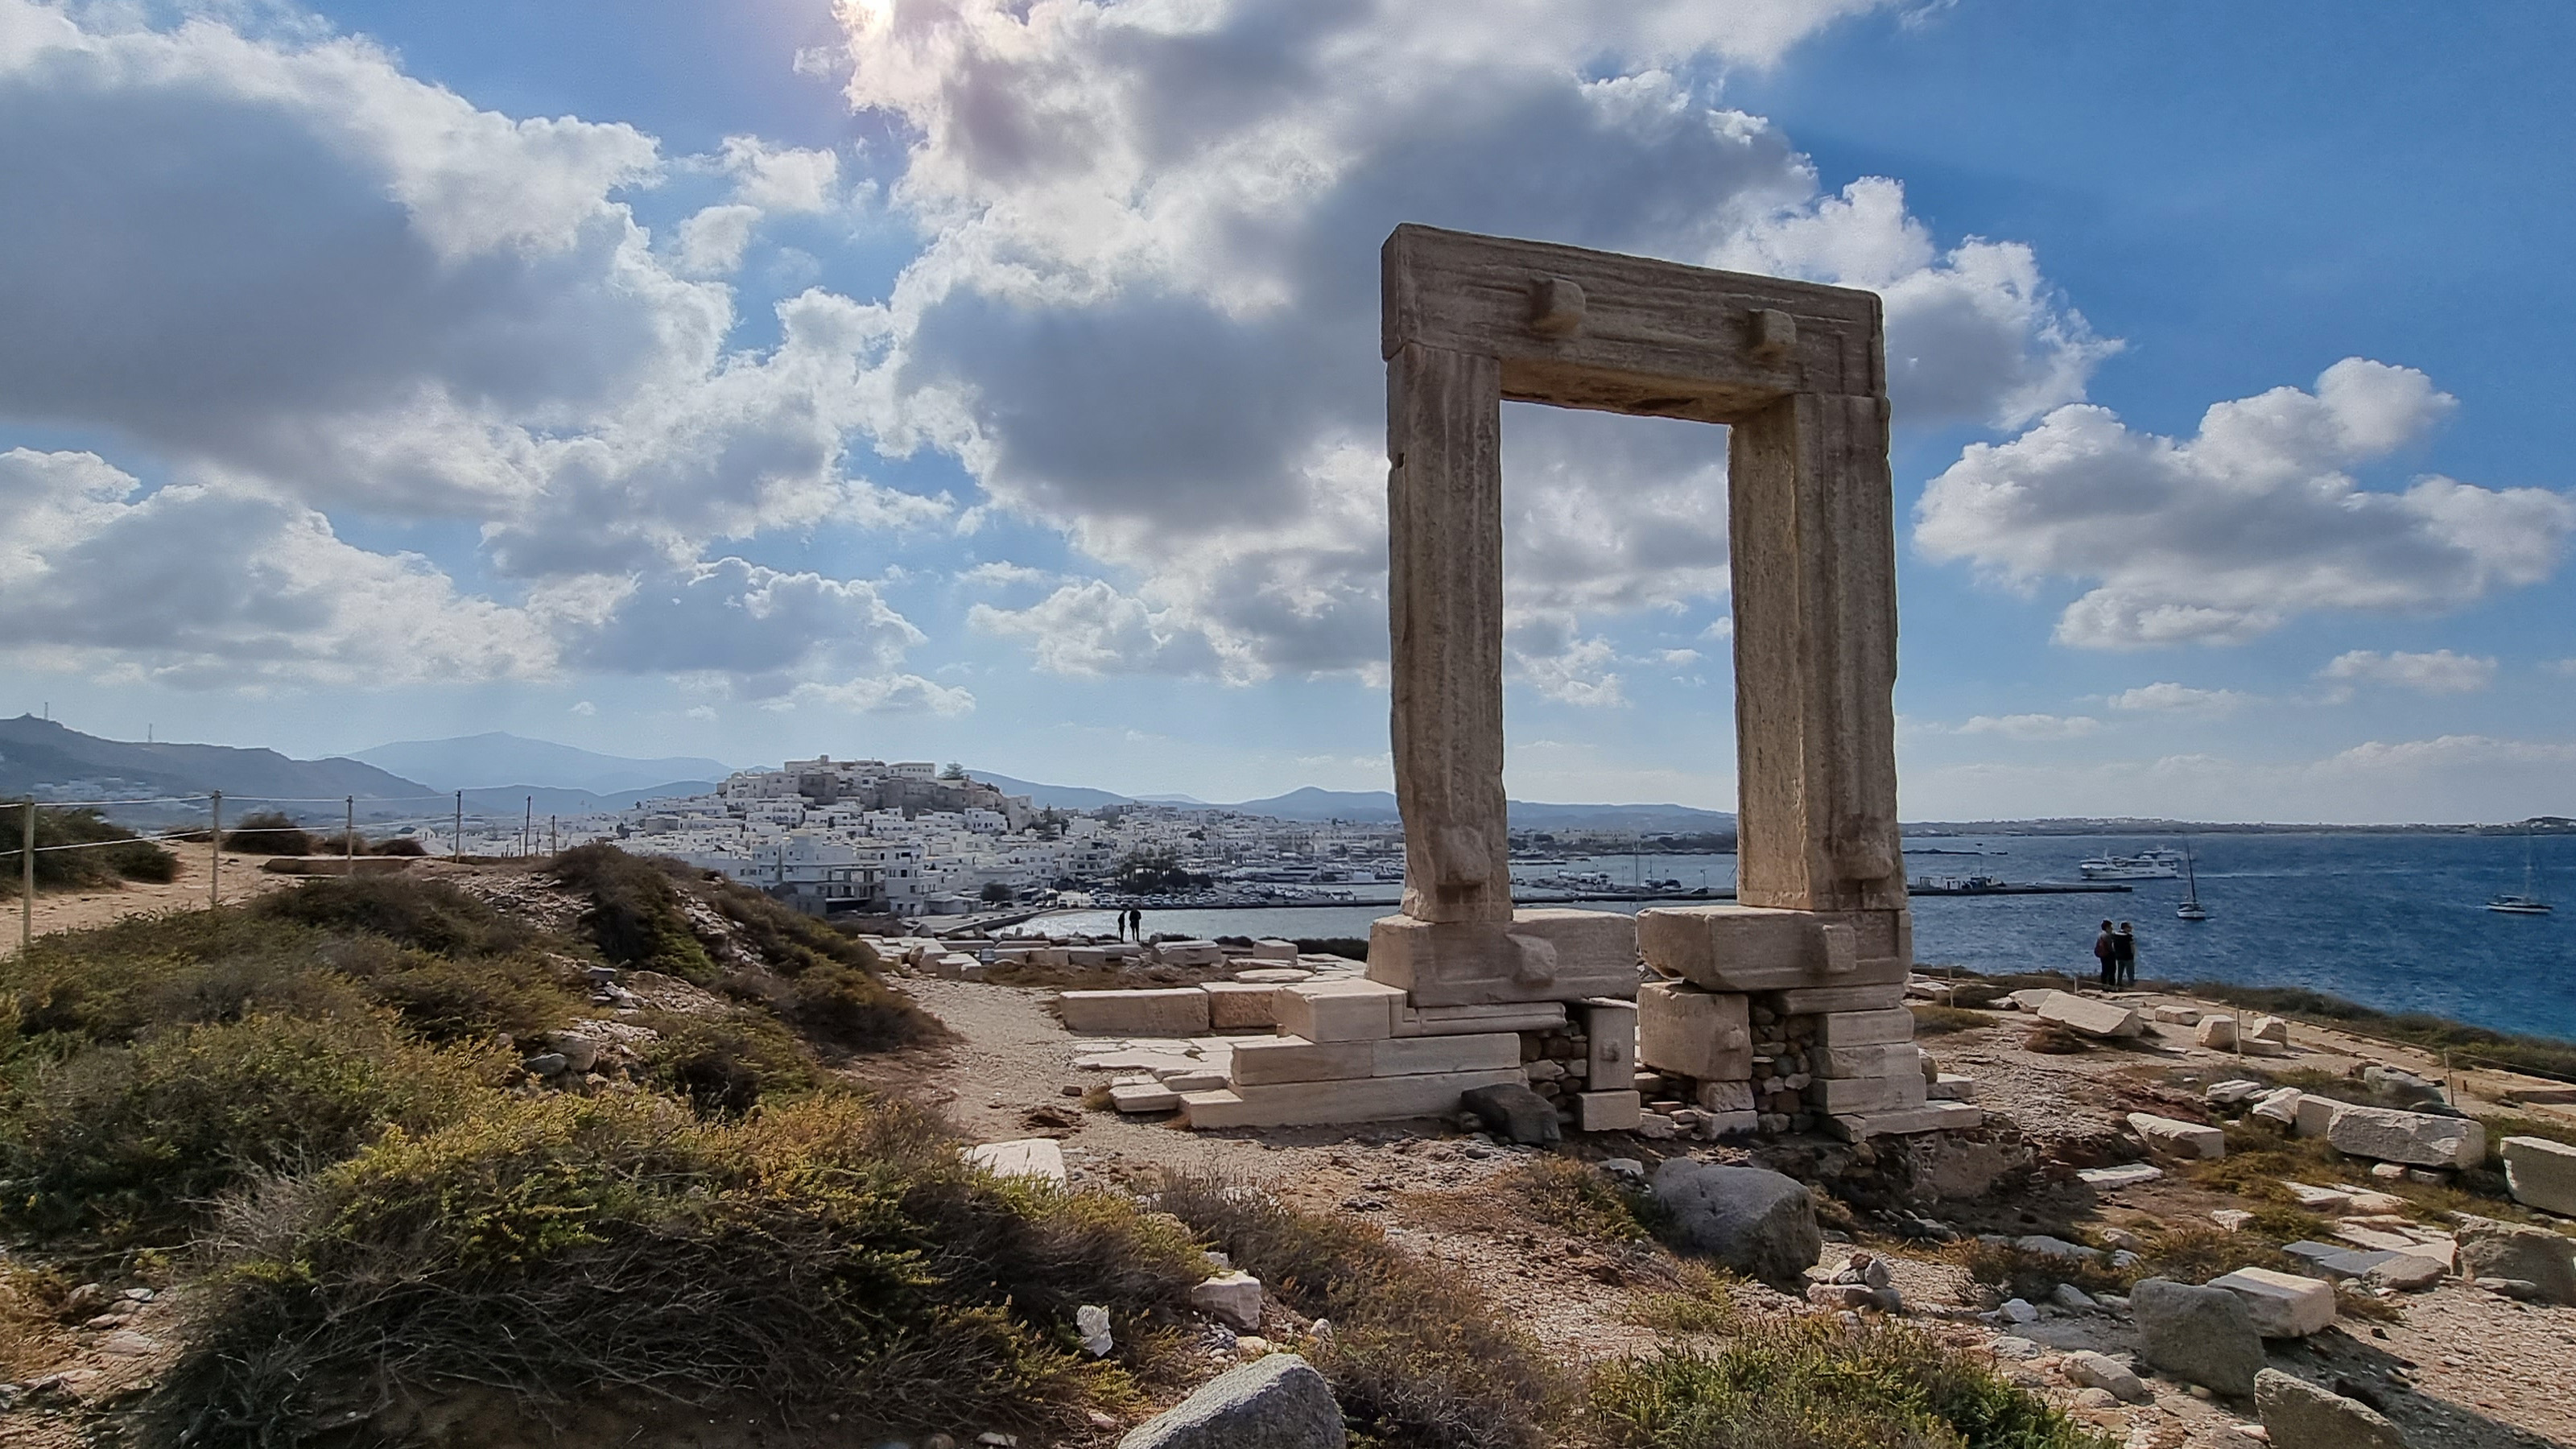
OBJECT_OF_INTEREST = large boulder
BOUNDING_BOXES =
[2130,1278,2264,1397]
[1650,1160,1823,1289]
[1119,1353,1345,1449]
[2326,1104,2484,1169]
[2501,1136,2576,1218]
[2037,993,2144,1039]
[2208,1267,2335,1337]
[2457,1216,2576,1305]
[2255,1368,2405,1449]
[2128,1112,2226,1159]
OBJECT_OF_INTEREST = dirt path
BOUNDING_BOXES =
[884,973,2576,1448]
[2,848,294,955]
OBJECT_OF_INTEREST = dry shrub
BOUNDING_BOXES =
[550,844,717,982]
[1,805,177,889]
[152,1093,1203,1449]
[1910,1005,1992,1036]
[1589,1317,2108,1449]
[1156,1170,1572,1449]
[1952,1241,2130,1302]
[2022,1025,2087,1055]
[0,1261,73,1380]
[1626,1261,1742,1335]
[251,874,539,958]
[1516,1156,1662,1244]
[223,811,315,857]
[632,1009,817,1117]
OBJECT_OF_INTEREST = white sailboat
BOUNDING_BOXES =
[2176,843,2209,921]
[2488,832,2553,915]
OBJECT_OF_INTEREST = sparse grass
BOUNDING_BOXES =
[1626,1262,1742,1335]
[2163,979,2576,1081]
[250,874,539,958]
[0,1261,73,1380]
[152,1092,1208,1449]
[1517,1156,1662,1245]
[1954,1221,2310,1302]
[222,811,315,857]
[1157,1170,1574,1449]
[1911,1005,1993,1036]
[1952,1241,2130,1302]
[1588,1317,2109,1449]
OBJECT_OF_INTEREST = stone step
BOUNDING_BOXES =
[1179,1067,1527,1129]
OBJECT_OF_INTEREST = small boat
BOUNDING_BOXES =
[2488,833,2554,914]
[2079,848,2183,881]
[2176,844,2209,921]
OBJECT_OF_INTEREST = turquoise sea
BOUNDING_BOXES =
[1037,832,2576,1043]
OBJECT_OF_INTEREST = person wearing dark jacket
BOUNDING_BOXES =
[2114,922,2138,986]
[2092,920,2117,987]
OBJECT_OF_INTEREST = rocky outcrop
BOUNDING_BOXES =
[1650,1160,1823,1289]
[2254,1368,2405,1449]
[2457,1216,2576,1305]
[2131,1278,2264,1397]
[1118,1353,1345,1449]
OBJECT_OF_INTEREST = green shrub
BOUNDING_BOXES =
[307,935,582,1044]
[1627,1262,1742,1335]
[250,874,539,958]
[153,1093,1204,1448]
[634,1009,816,1117]
[550,844,716,982]
[223,811,315,856]
[0,804,177,889]
[1590,1319,2107,1449]
[773,963,942,1051]
[0,1012,498,1241]
[1158,1171,1571,1449]
[1517,1156,1662,1244]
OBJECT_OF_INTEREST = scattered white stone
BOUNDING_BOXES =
[2206,1080,2265,1106]
[2054,1282,2099,1311]
[964,1139,1067,1186]
[2063,1350,2148,1402]
[2079,1163,2164,1190]
[2250,1088,2306,1127]
[2195,1015,2239,1051]
[1077,1305,1113,1356]
[2128,1112,2226,1160]
[2502,1135,2576,1217]
[1189,1271,1265,1331]
[2156,1006,2204,1026]
[2000,1298,2039,1323]
[2209,1267,2336,1337]
[2285,1183,2352,1212]
[2212,1209,2255,1231]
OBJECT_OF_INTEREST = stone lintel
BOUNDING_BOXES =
[1364,908,1637,1007]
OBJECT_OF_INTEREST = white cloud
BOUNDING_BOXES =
[0,448,555,687]
[568,700,596,715]
[672,204,763,275]
[716,134,843,213]
[967,579,1236,680]
[957,560,1064,588]
[837,0,2107,686]
[1954,713,2101,740]
[2542,658,2576,679]
[778,675,976,715]
[2318,648,2498,695]
[2106,682,2248,715]
[1916,359,2574,648]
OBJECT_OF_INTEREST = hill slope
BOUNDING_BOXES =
[0,716,431,810]
[354,732,733,793]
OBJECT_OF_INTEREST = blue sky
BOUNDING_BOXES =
[2,0,2570,820]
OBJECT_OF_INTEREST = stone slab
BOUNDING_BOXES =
[1636,903,1909,993]
[964,1138,1067,1186]
[1824,1101,1981,1139]
[1111,1082,1183,1113]
[1059,988,1212,1037]
[1771,981,1909,1014]
[1814,1007,1917,1047]
[2037,993,2145,1039]
[2326,1103,2484,1168]
[1201,981,1282,1030]
[1575,1088,1642,1132]
[1637,980,1752,1080]
[1275,978,1406,1042]
[2501,1136,2576,1217]
[1249,939,1300,961]
[1392,1000,1567,1037]
[1818,1042,1923,1080]
[1811,1071,1928,1114]
[1226,1035,1376,1086]
[2209,1266,2335,1337]
[1364,908,1638,1006]
[2079,1163,2164,1189]
[2128,1112,2227,1160]
[1373,1032,1521,1077]
[1929,1073,1977,1100]
[1232,968,1314,985]
[1179,1068,1525,1129]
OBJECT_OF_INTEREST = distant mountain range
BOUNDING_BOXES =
[0,716,427,815]
[353,733,733,794]
[965,773,1733,832]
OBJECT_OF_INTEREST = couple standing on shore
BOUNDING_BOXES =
[2093,919,2137,986]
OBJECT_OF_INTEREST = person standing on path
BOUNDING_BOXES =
[2114,922,2137,986]
[2092,920,2117,987]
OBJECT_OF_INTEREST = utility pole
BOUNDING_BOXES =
[19,799,34,958]
[522,796,532,859]
[345,796,356,875]
[549,815,558,858]
[454,791,464,863]
[208,791,222,906]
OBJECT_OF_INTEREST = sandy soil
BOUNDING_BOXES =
[1,848,296,955]
[883,972,2576,1449]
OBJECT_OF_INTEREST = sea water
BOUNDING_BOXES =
[1037,832,2576,1043]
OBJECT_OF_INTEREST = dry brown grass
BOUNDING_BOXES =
[0,1262,73,1381]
